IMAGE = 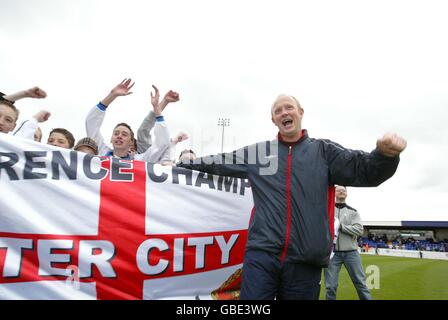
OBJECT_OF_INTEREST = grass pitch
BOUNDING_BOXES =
[319,255,448,300]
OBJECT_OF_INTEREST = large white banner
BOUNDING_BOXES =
[0,134,253,300]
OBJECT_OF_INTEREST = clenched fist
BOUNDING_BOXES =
[33,110,51,123]
[24,87,47,99]
[376,133,407,157]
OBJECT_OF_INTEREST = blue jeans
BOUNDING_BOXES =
[324,250,372,300]
[240,250,322,300]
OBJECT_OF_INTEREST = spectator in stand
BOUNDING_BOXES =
[85,79,171,162]
[47,128,75,149]
[416,240,421,251]
[324,186,372,300]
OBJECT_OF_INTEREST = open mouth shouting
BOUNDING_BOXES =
[113,139,124,146]
[281,118,294,130]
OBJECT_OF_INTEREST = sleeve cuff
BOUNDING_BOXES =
[96,102,108,111]
[372,148,400,161]
[156,116,165,122]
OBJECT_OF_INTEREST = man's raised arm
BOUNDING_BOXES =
[326,132,407,187]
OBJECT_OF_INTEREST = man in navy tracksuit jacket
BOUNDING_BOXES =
[179,94,407,300]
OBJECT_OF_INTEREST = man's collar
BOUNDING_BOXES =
[277,129,308,145]
[335,203,347,209]
[106,150,131,160]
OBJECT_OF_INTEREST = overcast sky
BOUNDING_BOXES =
[1,0,447,222]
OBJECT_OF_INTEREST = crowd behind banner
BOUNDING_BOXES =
[1,81,196,165]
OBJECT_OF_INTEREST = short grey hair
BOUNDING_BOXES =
[271,94,301,113]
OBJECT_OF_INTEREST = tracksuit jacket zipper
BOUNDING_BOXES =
[280,145,293,262]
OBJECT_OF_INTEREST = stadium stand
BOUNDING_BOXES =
[359,221,448,253]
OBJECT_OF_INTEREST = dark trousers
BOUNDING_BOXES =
[240,249,322,300]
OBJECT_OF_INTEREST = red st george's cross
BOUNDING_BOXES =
[0,159,248,299]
